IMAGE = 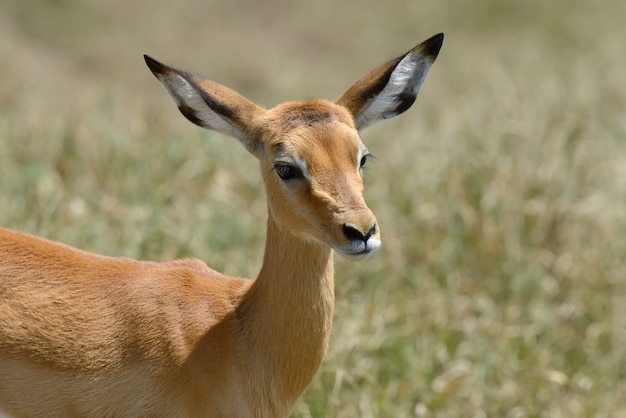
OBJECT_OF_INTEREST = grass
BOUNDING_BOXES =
[2,0,626,416]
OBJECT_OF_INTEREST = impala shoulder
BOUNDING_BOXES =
[160,258,223,278]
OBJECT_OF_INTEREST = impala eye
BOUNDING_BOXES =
[359,153,372,170]
[275,164,303,180]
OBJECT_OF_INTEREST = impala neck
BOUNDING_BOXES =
[238,212,335,405]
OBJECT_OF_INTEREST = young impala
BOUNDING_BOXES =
[0,33,443,417]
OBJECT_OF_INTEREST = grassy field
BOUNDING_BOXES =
[2,0,625,416]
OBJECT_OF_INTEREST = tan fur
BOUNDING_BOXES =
[0,33,443,417]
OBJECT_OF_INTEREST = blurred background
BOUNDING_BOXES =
[1,0,625,416]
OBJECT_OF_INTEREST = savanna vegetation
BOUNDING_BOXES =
[1,0,625,416]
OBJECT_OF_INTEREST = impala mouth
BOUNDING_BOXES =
[334,238,381,261]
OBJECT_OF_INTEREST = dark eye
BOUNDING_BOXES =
[359,153,371,170]
[275,164,303,180]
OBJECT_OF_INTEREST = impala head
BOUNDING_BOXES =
[145,33,443,260]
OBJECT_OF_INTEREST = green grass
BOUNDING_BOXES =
[2,0,626,416]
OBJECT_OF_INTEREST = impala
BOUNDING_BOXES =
[0,33,443,417]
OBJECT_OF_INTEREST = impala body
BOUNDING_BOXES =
[0,33,443,417]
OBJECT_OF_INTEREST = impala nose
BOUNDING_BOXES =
[343,223,376,243]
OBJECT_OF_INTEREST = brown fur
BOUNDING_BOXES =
[0,33,442,417]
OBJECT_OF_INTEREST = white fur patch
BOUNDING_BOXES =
[156,72,246,140]
[293,155,312,181]
[354,51,434,129]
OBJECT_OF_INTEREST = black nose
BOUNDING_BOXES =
[343,224,376,242]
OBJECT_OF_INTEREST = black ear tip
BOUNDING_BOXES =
[144,54,166,75]
[421,33,444,59]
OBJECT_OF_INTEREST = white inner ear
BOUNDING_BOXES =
[156,72,246,139]
[354,52,434,129]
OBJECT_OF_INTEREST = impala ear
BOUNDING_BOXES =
[144,55,266,156]
[336,33,443,131]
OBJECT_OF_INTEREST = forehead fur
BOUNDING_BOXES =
[262,99,356,145]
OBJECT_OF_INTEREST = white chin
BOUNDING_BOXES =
[335,239,381,261]
[337,250,374,261]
